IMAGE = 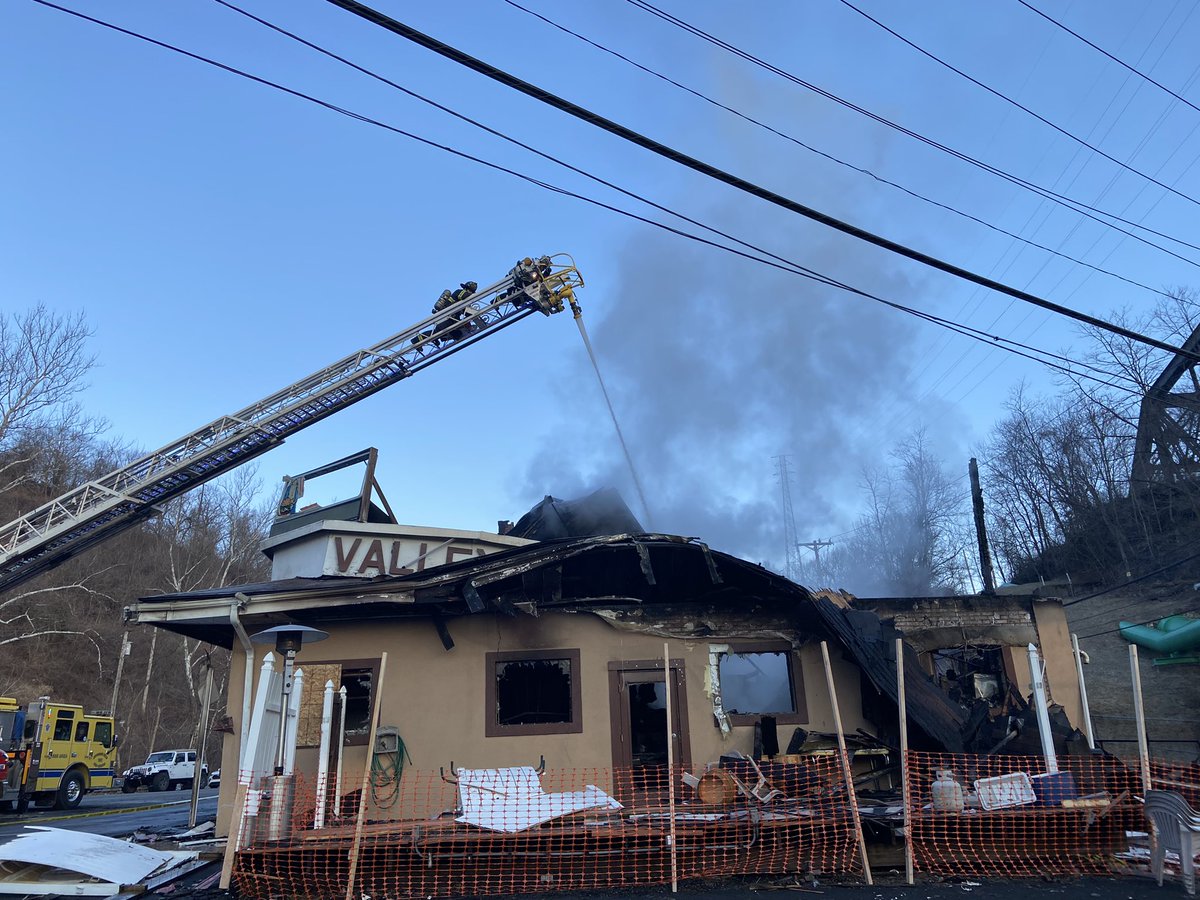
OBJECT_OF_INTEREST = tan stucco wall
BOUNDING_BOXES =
[214,612,868,835]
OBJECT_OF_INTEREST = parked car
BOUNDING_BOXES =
[121,750,208,793]
[208,769,220,788]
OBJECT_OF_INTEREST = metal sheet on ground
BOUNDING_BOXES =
[0,826,197,895]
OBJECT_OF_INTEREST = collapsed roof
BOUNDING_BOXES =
[131,532,970,752]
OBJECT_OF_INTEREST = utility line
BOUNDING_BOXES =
[836,0,1200,212]
[623,0,1200,267]
[1076,605,1198,640]
[324,0,1200,364]
[498,0,1171,300]
[207,0,1146,397]
[31,0,1158,399]
[1017,0,1200,120]
[1062,542,1200,606]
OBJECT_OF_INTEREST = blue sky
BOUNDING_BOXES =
[5,0,1200,568]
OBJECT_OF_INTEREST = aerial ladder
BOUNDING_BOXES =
[0,255,583,595]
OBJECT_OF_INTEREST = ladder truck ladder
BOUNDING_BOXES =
[0,254,583,595]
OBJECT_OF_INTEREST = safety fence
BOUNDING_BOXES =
[228,753,1193,897]
[231,759,859,900]
[1148,758,1200,806]
[906,750,1143,876]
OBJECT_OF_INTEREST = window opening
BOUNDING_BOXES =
[930,645,1007,705]
[94,721,113,748]
[486,649,582,736]
[53,718,73,741]
[342,667,375,738]
[497,658,572,725]
[719,650,795,716]
[74,721,89,742]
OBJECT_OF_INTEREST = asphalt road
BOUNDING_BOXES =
[0,786,219,839]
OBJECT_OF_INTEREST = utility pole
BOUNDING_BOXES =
[968,458,996,594]
[798,539,833,568]
[773,455,801,581]
[110,630,131,716]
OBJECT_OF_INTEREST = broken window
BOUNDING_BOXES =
[486,649,583,737]
[930,645,1007,706]
[715,642,808,726]
[341,667,375,739]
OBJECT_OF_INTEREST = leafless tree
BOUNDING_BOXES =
[798,430,969,596]
[0,304,95,497]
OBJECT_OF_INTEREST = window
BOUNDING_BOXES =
[295,659,379,747]
[94,722,113,748]
[53,718,73,741]
[74,721,90,742]
[716,641,807,726]
[341,667,375,740]
[486,649,582,737]
[174,753,185,764]
[187,751,197,762]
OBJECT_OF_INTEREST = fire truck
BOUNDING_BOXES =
[0,697,117,812]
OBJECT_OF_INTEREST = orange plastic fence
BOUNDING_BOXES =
[906,750,1143,876]
[229,752,1189,896]
[1149,759,1200,806]
[231,760,858,899]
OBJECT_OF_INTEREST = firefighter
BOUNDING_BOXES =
[432,280,479,343]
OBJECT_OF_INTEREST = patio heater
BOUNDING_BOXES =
[251,624,329,775]
[251,623,327,842]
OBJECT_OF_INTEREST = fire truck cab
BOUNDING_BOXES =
[0,697,116,812]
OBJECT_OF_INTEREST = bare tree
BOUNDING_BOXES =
[0,304,95,495]
[798,430,969,596]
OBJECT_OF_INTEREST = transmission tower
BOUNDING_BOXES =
[773,455,801,581]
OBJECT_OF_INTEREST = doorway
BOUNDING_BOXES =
[608,660,691,799]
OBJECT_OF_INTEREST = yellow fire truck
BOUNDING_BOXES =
[0,697,117,812]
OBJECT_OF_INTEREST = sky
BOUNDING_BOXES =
[5,0,1200,572]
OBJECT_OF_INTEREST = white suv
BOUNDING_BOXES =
[121,750,208,793]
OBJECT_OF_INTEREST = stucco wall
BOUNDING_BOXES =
[213,611,868,835]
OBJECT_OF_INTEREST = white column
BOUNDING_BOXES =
[314,680,335,829]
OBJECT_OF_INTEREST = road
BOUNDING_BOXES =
[0,787,219,839]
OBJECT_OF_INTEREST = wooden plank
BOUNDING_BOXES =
[344,651,388,900]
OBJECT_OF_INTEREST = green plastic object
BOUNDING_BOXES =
[1119,615,1200,659]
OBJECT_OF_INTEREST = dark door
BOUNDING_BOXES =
[608,661,691,799]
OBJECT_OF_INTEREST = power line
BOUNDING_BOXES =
[30,0,1160,401]
[1017,0,1200,120]
[836,0,1200,212]
[197,0,1157,396]
[323,0,1200,364]
[622,0,1200,269]
[1076,605,1198,640]
[498,0,1172,300]
[1062,542,1200,607]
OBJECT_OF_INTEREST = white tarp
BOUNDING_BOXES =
[0,827,197,896]
[455,766,622,833]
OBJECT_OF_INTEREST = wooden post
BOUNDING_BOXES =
[663,641,678,893]
[344,652,388,900]
[895,638,914,885]
[1071,634,1095,750]
[820,641,873,885]
[1129,644,1152,795]
[218,781,251,891]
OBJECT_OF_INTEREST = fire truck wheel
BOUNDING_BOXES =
[55,771,85,810]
